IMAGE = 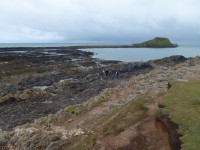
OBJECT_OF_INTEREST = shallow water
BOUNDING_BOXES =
[32,86,49,90]
[81,45,200,62]
[0,43,115,48]
[1,43,200,62]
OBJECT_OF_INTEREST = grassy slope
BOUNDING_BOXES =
[160,80,200,150]
[66,94,150,150]
[133,37,178,48]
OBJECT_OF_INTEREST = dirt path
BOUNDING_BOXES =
[97,92,171,150]
[126,95,171,150]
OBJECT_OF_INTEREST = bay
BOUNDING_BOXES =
[1,43,200,62]
[81,45,200,62]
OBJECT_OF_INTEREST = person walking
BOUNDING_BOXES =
[116,71,119,79]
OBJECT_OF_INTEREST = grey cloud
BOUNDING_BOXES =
[0,0,200,44]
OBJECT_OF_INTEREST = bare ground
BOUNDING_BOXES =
[95,92,171,150]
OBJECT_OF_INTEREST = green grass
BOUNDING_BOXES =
[66,94,149,150]
[100,95,148,136]
[160,80,200,150]
[39,119,49,126]
[64,106,75,114]
[87,88,113,107]
[65,134,99,150]
[133,37,178,48]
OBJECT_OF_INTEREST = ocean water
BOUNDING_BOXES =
[81,45,200,62]
[0,43,116,48]
[0,43,200,62]
[0,43,69,47]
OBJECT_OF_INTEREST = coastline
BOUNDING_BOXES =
[0,47,188,130]
[0,43,178,50]
[0,47,199,149]
[2,45,197,63]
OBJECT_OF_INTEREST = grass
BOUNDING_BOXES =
[47,134,61,142]
[39,119,49,126]
[65,134,99,150]
[159,80,200,150]
[86,88,113,107]
[64,106,75,114]
[133,37,177,48]
[100,94,148,136]
[93,91,110,105]
[66,94,149,150]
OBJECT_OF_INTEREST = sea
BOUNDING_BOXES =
[0,43,200,62]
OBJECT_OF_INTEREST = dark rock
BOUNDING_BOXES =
[1,86,17,97]
[119,62,153,74]
[0,97,18,107]
[0,46,166,131]
[150,55,187,66]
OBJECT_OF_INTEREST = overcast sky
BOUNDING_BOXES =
[0,0,200,44]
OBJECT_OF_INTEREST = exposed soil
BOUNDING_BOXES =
[158,116,182,150]
[99,92,171,150]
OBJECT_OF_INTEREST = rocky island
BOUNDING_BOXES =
[132,37,178,48]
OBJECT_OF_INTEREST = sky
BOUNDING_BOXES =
[0,0,200,44]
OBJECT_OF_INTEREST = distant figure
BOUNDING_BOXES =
[105,69,109,76]
[101,69,111,79]
[116,71,119,79]
[101,70,105,76]
[111,71,115,79]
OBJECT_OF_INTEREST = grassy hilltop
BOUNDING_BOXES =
[132,37,178,48]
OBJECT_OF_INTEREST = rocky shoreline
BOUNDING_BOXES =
[0,46,199,149]
[0,47,154,131]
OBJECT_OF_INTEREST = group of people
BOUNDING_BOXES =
[101,69,119,79]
